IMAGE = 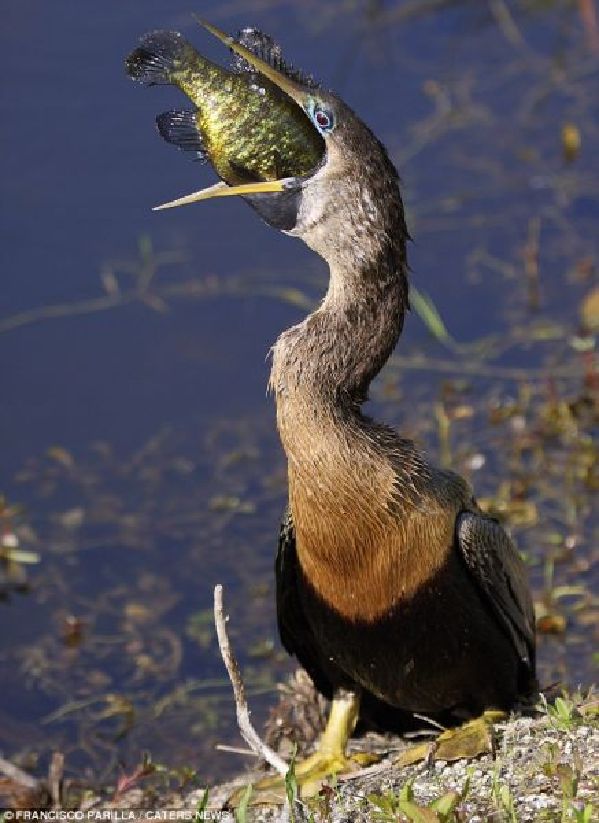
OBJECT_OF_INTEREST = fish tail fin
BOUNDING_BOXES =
[125,31,192,86]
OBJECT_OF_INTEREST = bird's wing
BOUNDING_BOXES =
[456,510,536,671]
[276,506,334,698]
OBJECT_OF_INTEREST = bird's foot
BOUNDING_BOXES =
[395,710,506,767]
[230,748,379,806]
[228,689,377,806]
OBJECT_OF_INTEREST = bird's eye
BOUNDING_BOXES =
[312,106,335,133]
[316,110,330,128]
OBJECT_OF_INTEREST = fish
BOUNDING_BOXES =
[125,25,325,199]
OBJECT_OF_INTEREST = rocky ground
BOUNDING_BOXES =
[1,674,597,822]
[96,675,597,822]
[193,702,597,821]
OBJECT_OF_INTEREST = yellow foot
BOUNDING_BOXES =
[395,710,506,767]
[229,689,378,807]
[230,749,379,806]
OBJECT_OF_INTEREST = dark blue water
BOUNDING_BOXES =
[1,0,597,787]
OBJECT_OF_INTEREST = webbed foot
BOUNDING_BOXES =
[229,689,378,806]
[233,748,378,805]
[395,710,506,767]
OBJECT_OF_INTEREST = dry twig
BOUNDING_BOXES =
[0,755,40,790]
[215,744,260,757]
[213,584,288,776]
[48,752,64,810]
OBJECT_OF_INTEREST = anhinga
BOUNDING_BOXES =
[127,22,537,799]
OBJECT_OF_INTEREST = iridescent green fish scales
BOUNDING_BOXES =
[125,30,323,185]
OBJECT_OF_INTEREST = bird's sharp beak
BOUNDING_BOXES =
[197,18,310,108]
[152,179,290,211]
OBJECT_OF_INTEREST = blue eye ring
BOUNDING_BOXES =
[309,100,335,134]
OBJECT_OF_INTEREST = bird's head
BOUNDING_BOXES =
[156,21,406,270]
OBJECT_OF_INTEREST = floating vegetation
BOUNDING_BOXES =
[0,497,40,592]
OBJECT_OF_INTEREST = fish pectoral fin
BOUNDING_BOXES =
[156,110,207,160]
[152,179,290,211]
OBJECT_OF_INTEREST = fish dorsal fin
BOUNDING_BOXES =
[156,109,207,160]
[231,27,319,90]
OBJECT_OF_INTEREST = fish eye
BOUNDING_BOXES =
[310,101,335,134]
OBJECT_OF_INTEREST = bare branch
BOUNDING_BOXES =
[48,752,64,809]
[213,584,288,776]
[214,744,259,757]
[0,754,40,790]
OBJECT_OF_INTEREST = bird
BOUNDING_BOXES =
[127,21,537,800]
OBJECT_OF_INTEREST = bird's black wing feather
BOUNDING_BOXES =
[276,506,334,699]
[456,510,536,673]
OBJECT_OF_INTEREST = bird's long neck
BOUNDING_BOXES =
[268,164,472,623]
[270,234,410,592]
[271,240,408,413]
